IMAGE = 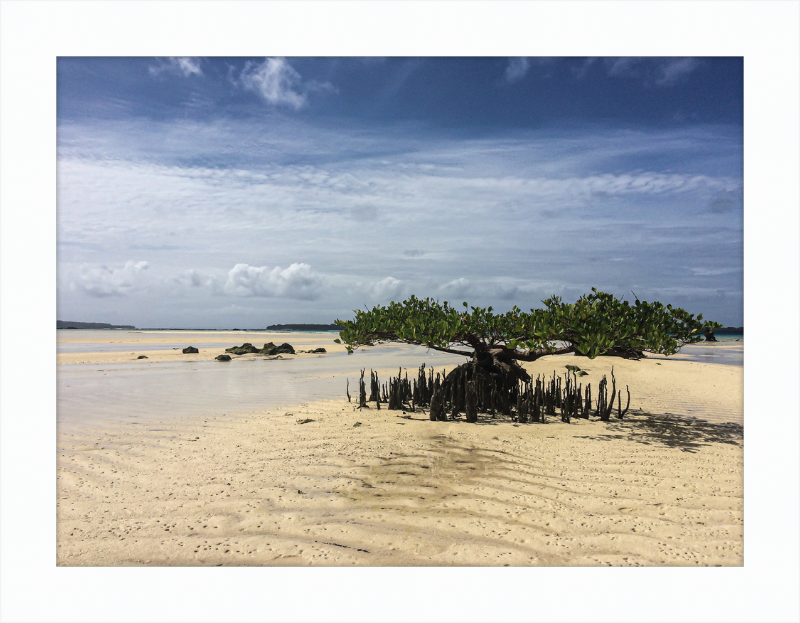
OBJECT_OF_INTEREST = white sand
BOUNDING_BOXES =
[56,335,743,566]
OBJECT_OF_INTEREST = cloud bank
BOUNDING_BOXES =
[56,116,742,326]
[74,260,149,297]
[223,263,325,300]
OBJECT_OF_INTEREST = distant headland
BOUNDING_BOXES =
[266,323,340,331]
[713,327,744,335]
[57,320,135,330]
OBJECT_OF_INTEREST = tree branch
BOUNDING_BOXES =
[424,345,474,357]
[508,344,576,361]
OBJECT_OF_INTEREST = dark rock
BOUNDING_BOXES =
[137,355,148,359]
[225,343,259,355]
[182,346,199,354]
[307,347,326,354]
[273,342,295,355]
[215,354,232,361]
[225,342,294,356]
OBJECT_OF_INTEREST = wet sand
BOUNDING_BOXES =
[56,333,743,567]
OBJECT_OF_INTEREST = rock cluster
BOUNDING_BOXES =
[224,342,295,356]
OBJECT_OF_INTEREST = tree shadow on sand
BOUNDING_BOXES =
[574,411,743,453]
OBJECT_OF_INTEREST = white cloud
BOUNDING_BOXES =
[655,58,700,86]
[75,260,149,297]
[175,269,215,288]
[688,267,739,277]
[505,57,530,83]
[572,57,598,79]
[604,57,700,87]
[371,276,404,301]
[149,57,203,78]
[605,57,641,78]
[56,117,742,326]
[238,58,336,109]
[438,277,471,298]
[223,262,324,300]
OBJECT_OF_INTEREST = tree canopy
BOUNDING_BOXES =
[334,288,722,362]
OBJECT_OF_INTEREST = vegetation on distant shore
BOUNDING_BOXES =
[266,324,340,331]
[335,289,721,423]
[57,320,135,330]
[710,326,744,335]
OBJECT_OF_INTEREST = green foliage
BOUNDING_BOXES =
[334,289,722,360]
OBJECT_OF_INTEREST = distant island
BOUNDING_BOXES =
[713,326,744,335]
[266,323,340,331]
[57,320,135,330]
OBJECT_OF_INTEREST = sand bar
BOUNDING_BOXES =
[57,329,347,365]
[57,335,743,566]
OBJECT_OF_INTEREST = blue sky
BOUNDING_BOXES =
[57,57,743,328]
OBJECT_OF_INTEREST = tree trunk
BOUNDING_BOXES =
[440,350,530,422]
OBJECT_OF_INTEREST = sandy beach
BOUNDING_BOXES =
[56,331,743,566]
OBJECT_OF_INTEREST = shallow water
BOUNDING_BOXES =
[57,335,743,433]
[656,341,743,367]
[56,329,337,353]
[57,341,233,353]
[57,347,467,433]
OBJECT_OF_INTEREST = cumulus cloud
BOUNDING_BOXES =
[175,269,215,288]
[149,57,203,78]
[223,262,324,300]
[371,276,404,301]
[494,282,520,300]
[240,58,305,109]
[239,58,334,109]
[504,57,531,83]
[438,277,471,298]
[75,260,149,297]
